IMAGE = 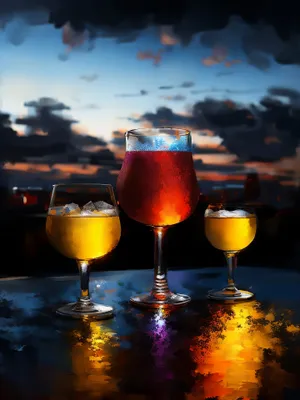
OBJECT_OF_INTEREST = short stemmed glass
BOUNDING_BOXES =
[117,127,199,308]
[46,183,121,318]
[204,203,257,301]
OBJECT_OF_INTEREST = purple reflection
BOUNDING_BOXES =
[147,308,173,380]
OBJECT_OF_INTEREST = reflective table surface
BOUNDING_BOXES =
[1,267,300,400]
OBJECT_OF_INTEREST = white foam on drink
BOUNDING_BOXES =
[205,208,252,218]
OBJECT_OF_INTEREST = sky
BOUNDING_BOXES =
[0,5,300,206]
[0,19,299,140]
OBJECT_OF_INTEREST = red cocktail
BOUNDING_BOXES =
[117,127,199,309]
[117,150,199,227]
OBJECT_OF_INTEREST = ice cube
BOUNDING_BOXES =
[80,210,94,216]
[94,200,114,210]
[82,201,96,212]
[97,208,117,216]
[204,208,214,217]
[63,202,81,215]
[48,206,65,216]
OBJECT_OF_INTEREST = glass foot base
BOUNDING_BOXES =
[208,289,254,301]
[56,302,114,319]
[130,292,191,309]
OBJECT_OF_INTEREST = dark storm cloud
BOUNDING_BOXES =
[79,73,99,82]
[24,98,70,111]
[110,130,125,147]
[193,145,228,155]
[200,16,300,70]
[0,97,114,163]
[72,135,106,147]
[133,106,191,127]
[1,1,300,68]
[193,160,246,173]
[115,90,148,98]
[268,87,300,108]
[134,87,300,163]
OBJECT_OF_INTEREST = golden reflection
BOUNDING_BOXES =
[188,301,299,400]
[69,320,119,396]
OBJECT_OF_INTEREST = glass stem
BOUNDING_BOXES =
[77,260,91,304]
[224,251,239,292]
[151,227,170,300]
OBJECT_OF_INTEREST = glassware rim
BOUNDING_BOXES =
[126,127,191,137]
[51,183,114,189]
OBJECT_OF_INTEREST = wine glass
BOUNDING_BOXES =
[204,203,257,301]
[117,127,199,308]
[46,183,121,318]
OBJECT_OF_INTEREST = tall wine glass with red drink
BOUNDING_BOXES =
[117,127,199,308]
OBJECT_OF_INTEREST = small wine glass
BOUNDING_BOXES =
[204,203,257,301]
[46,183,121,318]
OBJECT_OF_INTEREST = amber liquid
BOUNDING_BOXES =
[117,151,199,226]
[205,216,257,251]
[46,214,121,260]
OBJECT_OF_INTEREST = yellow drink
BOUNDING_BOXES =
[46,214,121,260]
[205,216,257,251]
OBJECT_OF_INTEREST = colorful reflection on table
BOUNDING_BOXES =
[54,319,120,398]
[189,301,300,400]
[148,307,172,374]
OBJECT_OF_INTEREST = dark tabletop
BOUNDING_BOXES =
[1,267,300,400]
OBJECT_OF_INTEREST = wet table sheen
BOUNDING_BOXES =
[1,267,300,400]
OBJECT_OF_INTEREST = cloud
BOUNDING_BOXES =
[80,103,101,110]
[160,25,180,45]
[1,4,300,69]
[62,21,88,52]
[72,134,107,147]
[110,130,125,147]
[115,90,148,98]
[24,97,70,111]
[159,86,174,90]
[200,15,300,70]
[4,17,29,46]
[216,71,234,77]
[79,73,99,82]
[136,49,165,66]
[193,145,228,155]
[190,88,261,96]
[202,46,228,66]
[201,45,243,68]
[58,53,69,62]
[160,94,186,101]
[180,81,195,88]
[0,97,115,168]
[131,106,191,127]
[133,87,300,163]
[267,87,300,109]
